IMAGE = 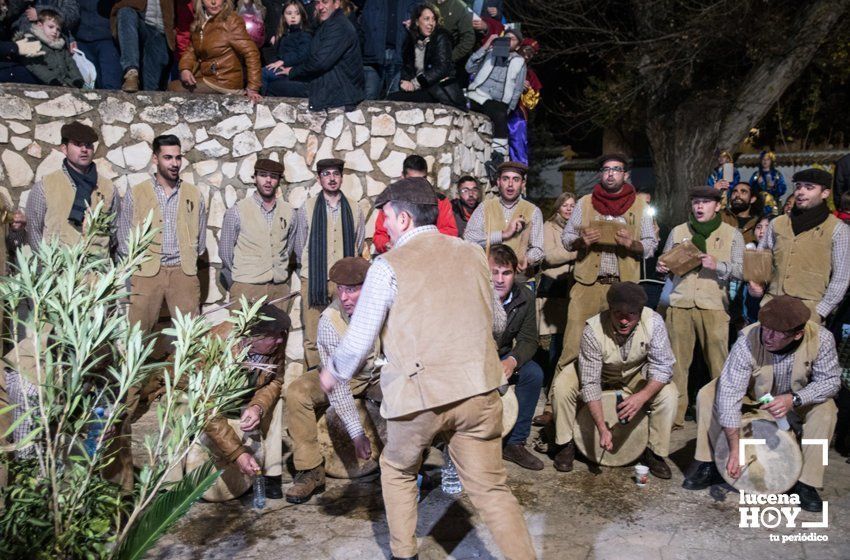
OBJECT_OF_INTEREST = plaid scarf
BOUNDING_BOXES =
[308,196,355,306]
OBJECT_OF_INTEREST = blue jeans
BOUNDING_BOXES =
[504,358,544,445]
[262,67,308,97]
[116,7,170,91]
[77,38,122,90]
[363,47,401,100]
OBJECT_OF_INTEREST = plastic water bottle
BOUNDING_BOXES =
[758,393,791,431]
[253,470,266,510]
[441,450,462,495]
[84,407,106,456]
[247,428,266,510]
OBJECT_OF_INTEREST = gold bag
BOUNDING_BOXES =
[743,249,773,284]
[659,240,702,276]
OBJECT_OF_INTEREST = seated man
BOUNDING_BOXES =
[550,281,677,478]
[489,244,544,470]
[683,296,840,512]
[285,256,380,504]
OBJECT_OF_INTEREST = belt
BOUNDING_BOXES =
[597,275,620,285]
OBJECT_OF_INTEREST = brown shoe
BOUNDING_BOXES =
[285,465,326,504]
[532,411,553,427]
[553,440,575,472]
[503,443,544,471]
[122,68,139,93]
[641,448,671,479]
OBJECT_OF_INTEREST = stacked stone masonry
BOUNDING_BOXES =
[0,85,494,377]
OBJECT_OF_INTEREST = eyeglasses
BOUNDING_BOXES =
[601,166,625,174]
[459,188,478,195]
[320,170,341,177]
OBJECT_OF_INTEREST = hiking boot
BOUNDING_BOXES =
[285,465,326,504]
[264,475,282,500]
[641,448,671,479]
[122,68,139,93]
[532,411,553,427]
[503,443,544,471]
[553,440,575,472]
[791,481,823,512]
[682,461,720,490]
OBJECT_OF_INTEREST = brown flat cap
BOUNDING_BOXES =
[248,303,291,337]
[316,158,345,172]
[792,168,833,188]
[375,177,438,208]
[758,295,810,332]
[498,161,528,177]
[255,158,284,175]
[606,281,647,312]
[689,185,722,201]
[597,153,631,170]
[61,121,98,144]
[329,257,371,286]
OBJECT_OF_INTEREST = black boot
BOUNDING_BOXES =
[791,481,823,512]
[264,475,283,500]
[641,448,671,479]
[682,461,720,490]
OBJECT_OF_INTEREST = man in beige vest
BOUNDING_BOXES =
[117,134,207,335]
[319,178,535,560]
[657,186,744,427]
[285,257,379,504]
[293,158,365,370]
[750,168,850,323]
[220,158,299,312]
[25,121,118,253]
[556,154,657,374]
[550,282,677,478]
[464,161,543,275]
[683,296,839,512]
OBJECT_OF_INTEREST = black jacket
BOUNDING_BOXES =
[495,283,538,367]
[289,8,364,112]
[400,26,465,109]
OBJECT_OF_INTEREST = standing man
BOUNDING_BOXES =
[118,134,207,335]
[320,178,535,560]
[751,168,850,323]
[657,186,744,427]
[434,0,475,63]
[451,175,481,237]
[359,0,419,99]
[464,161,543,276]
[720,182,761,245]
[26,121,117,254]
[294,158,365,370]
[555,153,657,372]
[220,158,299,312]
[111,0,174,92]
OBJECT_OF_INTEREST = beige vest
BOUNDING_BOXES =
[42,169,115,254]
[131,180,201,277]
[587,307,654,388]
[768,214,839,303]
[232,196,293,284]
[300,194,357,281]
[743,321,820,401]
[668,221,735,311]
[322,299,380,381]
[379,231,502,418]
[483,197,537,261]
[573,194,645,285]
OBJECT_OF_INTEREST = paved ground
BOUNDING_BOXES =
[147,420,850,560]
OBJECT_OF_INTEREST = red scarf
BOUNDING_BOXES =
[835,210,850,223]
[591,183,637,217]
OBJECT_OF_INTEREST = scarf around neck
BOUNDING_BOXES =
[308,195,355,307]
[591,183,636,217]
[688,213,722,253]
[789,202,830,236]
[64,160,98,226]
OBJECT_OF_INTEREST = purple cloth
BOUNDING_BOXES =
[507,108,528,165]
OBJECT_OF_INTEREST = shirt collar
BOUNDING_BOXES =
[395,225,438,249]
[152,174,181,196]
[253,192,277,211]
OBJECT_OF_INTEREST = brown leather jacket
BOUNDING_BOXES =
[178,11,263,92]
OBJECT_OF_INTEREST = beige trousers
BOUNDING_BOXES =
[551,363,677,456]
[230,281,291,313]
[666,307,729,426]
[285,370,372,471]
[694,379,837,487]
[300,277,334,370]
[556,282,611,370]
[380,391,535,559]
[0,370,8,492]
[128,266,201,334]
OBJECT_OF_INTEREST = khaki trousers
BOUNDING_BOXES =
[285,370,372,471]
[300,277,334,370]
[380,391,535,559]
[551,363,677,456]
[666,307,729,426]
[0,370,8,492]
[556,282,611,370]
[230,281,290,313]
[694,380,837,487]
[128,266,201,334]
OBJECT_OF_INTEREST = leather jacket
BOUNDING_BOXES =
[400,26,466,110]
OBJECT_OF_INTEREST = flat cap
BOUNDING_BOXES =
[329,257,371,286]
[597,153,631,170]
[606,281,647,312]
[255,158,283,175]
[792,168,833,188]
[758,295,810,332]
[248,303,291,337]
[689,185,722,201]
[375,177,438,208]
[316,158,345,172]
[498,161,528,177]
[61,121,98,144]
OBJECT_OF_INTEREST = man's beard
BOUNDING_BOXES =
[730,198,750,213]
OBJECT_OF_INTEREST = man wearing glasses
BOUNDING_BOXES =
[452,175,482,237]
[293,158,365,370]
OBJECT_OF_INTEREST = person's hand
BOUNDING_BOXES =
[598,426,614,452]
[399,79,415,92]
[700,254,717,271]
[11,209,26,231]
[265,60,284,71]
[472,17,487,31]
[656,259,670,274]
[352,434,372,460]
[280,66,292,76]
[714,180,730,191]
[614,227,633,248]
[25,6,37,21]
[483,34,498,49]
[580,227,601,248]
[69,41,77,53]
[617,392,647,423]
[517,256,528,274]
[402,18,410,28]
[235,452,261,476]
[180,69,196,86]
[487,6,498,16]
[747,281,765,298]
[239,404,263,432]
[726,450,741,480]
[761,393,793,419]
[14,37,44,58]
[524,80,530,89]
[319,367,338,394]
[501,356,517,380]
[245,88,262,103]
[501,217,525,240]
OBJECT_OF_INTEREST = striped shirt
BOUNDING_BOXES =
[463,197,544,265]
[219,193,298,274]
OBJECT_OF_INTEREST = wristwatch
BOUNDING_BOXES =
[792,393,802,408]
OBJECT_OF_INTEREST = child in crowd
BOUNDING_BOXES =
[261,0,310,97]
[15,8,83,87]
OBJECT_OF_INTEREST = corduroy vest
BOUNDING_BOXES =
[322,299,380,380]
[668,221,736,311]
[573,194,645,285]
[482,197,537,261]
[42,169,114,254]
[742,321,820,400]
[768,214,838,303]
[587,307,654,387]
[300,194,357,281]
[232,196,292,284]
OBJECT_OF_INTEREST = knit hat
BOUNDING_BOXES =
[758,296,810,332]
[504,27,523,42]
[606,281,647,313]
[329,257,371,286]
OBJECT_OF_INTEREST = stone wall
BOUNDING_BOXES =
[0,84,493,372]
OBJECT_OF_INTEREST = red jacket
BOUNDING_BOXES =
[373,197,458,253]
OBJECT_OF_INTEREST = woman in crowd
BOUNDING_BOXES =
[749,150,787,201]
[170,0,263,102]
[707,149,740,191]
[262,0,310,97]
[387,3,465,110]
